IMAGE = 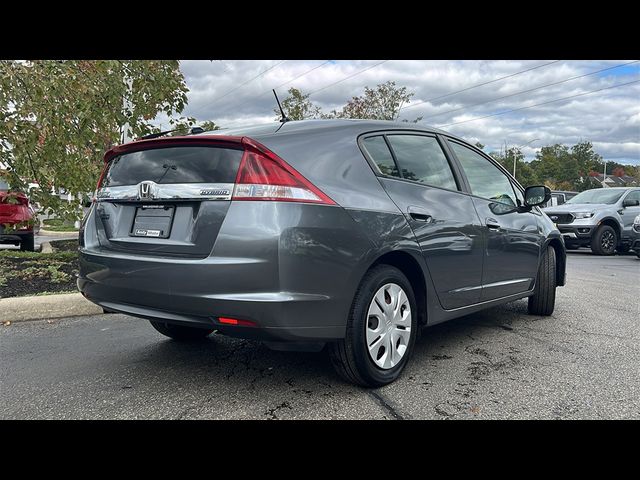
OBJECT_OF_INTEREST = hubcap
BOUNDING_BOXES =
[602,231,614,251]
[366,283,412,370]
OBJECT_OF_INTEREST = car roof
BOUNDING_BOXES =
[198,118,463,142]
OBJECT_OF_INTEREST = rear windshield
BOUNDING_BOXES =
[101,146,243,187]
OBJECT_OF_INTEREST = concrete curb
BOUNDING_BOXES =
[38,229,79,237]
[40,241,53,253]
[0,293,103,323]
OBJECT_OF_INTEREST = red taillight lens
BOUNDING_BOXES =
[232,138,335,205]
[218,317,257,327]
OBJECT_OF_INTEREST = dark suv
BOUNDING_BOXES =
[78,120,565,387]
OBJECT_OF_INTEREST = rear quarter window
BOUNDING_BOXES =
[361,136,400,178]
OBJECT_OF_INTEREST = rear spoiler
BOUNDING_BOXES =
[103,135,246,163]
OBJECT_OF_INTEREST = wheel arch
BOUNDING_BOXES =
[545,237,566,287]
[598,217,622,240]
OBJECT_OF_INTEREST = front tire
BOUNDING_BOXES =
[528,246,557,316]
[149,321,214,341]
[590,225,617,255]
[329,265,418,387]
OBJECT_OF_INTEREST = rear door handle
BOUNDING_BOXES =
[407,206,433,223]
[486,217,501,230]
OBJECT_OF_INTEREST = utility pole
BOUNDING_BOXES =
[511,138,539,180]
[121,62,133,144]
[603,160,607,187]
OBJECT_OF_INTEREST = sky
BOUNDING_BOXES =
[154,60,640,165]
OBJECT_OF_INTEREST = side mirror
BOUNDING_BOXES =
[524,185,551,207]
[623,199,640,208]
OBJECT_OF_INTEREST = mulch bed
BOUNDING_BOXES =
[0,240,79,298]
[49,239,79,253]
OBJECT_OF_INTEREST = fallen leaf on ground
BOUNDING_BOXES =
[3,321,11,326]
[470,406,481,414]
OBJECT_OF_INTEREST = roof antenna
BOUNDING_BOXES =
[273,89,290,123]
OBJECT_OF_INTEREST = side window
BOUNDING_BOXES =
[361,136,400,178]
[449,141,517,206]
[386,135,458,190]
[626,190,640,203]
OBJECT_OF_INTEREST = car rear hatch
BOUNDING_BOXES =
[92,134,335,258]
[94,136,245,258]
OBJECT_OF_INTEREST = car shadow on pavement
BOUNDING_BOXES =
[117,298,535,392]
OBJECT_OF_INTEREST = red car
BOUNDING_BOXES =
[0,190,39,251]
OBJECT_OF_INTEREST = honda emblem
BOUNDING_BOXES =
[139,181,153,200]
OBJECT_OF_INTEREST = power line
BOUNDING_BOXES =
[231,60,331,112]
[196,60,287,111]
[273,60,331,92]
[412,60,639,121]
[308,60,388,96]
[400,60,561,111]
[436,78,640,128]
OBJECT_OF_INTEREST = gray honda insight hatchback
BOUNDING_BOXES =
[78,119,566,387]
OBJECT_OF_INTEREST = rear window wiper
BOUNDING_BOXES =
[139,126,206,141]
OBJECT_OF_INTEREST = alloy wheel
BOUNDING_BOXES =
[601,230,615,252]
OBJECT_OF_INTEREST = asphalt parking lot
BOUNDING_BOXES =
[1,251,639,420]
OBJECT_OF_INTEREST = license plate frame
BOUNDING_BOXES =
[130,204,175,239]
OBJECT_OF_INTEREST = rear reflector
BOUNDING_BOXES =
[233,138,335,205]
[218,316,257,327]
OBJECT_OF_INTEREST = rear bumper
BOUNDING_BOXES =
[78,201,376,342]
[78,275,345,341]
[0,229,33,244]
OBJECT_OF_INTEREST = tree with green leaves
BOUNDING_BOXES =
[0,60,190,220]
[274,87,322,121]
[490,147,541,187]
[168,119,220,136]
[328,81,422,122]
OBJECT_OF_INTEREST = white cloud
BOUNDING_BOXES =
[158,60,640,165]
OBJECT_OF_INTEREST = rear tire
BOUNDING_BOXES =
[590,225,617,256]
[528,246,556,316]
[329,264,418,388]
[20,233,35,252]
[149,321,214,341]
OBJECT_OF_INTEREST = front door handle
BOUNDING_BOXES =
[486,217,501,230]
[408,206,433,223]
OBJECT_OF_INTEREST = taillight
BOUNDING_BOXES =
[232,138,335,205]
